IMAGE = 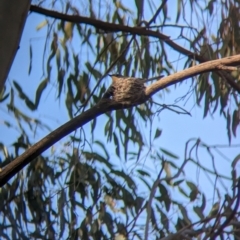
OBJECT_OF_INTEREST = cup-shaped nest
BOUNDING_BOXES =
[112,78,146,105]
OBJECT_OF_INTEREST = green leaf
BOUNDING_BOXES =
[176,0,182,23]
[208,202,220,216]
[158,183,168,196]
[160,148,179,159]
[154,128,162,139]
[156,206,169,229]
[134,0,144,22]
[231,154,240,169]
[113,133,120,157]
[173,179,184,186]
[227,109,231,143]
[194,206,204,219]
[105,119,113,142]
[151,206,157,230]
[57,69,64,98]
[139,177,152,190]
[203,85,210,118]
[206,0,215,15]
[232,109,239,137]
[137,169,150,177]
[189,190,198,201]
[158,183,171,212]
[186,181,199,201]
[179,204,191,224]
[178,186,188,198]
[0,93,9,103]
[135,197,144,213]
[28,44,32,75]
[200,194,206,212]
[95,140,110,159]
[186,181,198,192]
[35,78,48,108]
[13,81,35,110]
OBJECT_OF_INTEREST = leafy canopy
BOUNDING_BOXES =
[0,0,240,239]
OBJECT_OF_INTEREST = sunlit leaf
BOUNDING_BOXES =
[176,0,182,23]
[36,19,48,31]
[208,202,220,217]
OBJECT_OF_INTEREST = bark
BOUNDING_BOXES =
[0,0,30,92]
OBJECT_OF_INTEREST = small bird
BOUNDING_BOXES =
[108,74,164,83]
[103,74,164,103]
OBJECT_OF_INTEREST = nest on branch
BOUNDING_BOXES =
[104,79,147,105]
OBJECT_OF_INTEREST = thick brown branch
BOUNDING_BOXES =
[146,55,240,97]
[29,5,198,60]
[0,55,240,187]
[209,178,240,240]
[0,100,110,187]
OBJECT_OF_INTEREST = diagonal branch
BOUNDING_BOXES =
[0,55,240,187]
[0,101,110,187]
[145,55,240,97]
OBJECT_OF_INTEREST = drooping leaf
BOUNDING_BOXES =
[154,128,162,140]
[35,78,48,108]
[36,19,48,31]
[160,148,179,159]
[232,109,239,137]
[28,44,32,75]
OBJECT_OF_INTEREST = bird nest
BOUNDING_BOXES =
[111,79,146,105]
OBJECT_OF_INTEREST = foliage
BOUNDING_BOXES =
[0,0,240,239]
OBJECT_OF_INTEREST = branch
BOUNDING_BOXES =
[0,55,240,187]
[209,178,240,240]
[29,5,240,93]
[0,100,110,187]
[29,5,194,60]
[145,55,240,97]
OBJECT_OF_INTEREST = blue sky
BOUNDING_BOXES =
[1,1,240,236]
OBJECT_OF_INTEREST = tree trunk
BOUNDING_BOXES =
[0,0,30,92]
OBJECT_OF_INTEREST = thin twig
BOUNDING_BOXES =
[209,178,240,239]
